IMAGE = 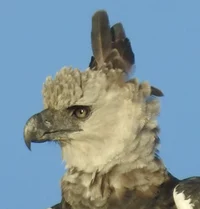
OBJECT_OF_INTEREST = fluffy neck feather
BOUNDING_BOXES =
[61,157,168,209]
[61,124,168,209]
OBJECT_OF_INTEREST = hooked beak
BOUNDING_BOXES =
[24,108,82,150]
[24,112,49,150]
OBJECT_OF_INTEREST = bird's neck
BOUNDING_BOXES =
[61,159,169,209]
[60,118,169,208]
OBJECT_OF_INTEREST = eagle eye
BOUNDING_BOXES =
[73,106,90,119]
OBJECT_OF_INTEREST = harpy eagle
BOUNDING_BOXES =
[24,10,200,209]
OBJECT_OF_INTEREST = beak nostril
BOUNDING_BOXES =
[44,120,51,128]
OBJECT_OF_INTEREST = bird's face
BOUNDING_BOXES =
[24,67,159,173]
[24,106,88,146]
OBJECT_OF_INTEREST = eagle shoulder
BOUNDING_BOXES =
[173,177,200,209]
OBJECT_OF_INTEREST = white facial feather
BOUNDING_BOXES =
[43,67,161,174]
[50,68,161,174]
[63,90,134,172]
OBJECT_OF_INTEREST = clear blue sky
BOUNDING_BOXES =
[1,0,200,208]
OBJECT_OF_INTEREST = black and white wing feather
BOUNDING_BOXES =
[173,177,200,209]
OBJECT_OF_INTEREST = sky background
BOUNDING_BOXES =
[1,0,200,208]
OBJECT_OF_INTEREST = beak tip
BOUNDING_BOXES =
[25,139,32,151]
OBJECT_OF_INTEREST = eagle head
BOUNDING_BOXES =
[24,10,162,175]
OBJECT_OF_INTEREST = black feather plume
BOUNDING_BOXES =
[91,10,112,68]
[89,11,135,73]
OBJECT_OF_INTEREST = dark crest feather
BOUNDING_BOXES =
[89,11,163,97]
[91,10,112,68]
[111,23,135,70]
[151,86,164,97]
[89,10,135,73]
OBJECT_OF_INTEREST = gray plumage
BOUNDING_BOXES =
[24,10,200,209]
